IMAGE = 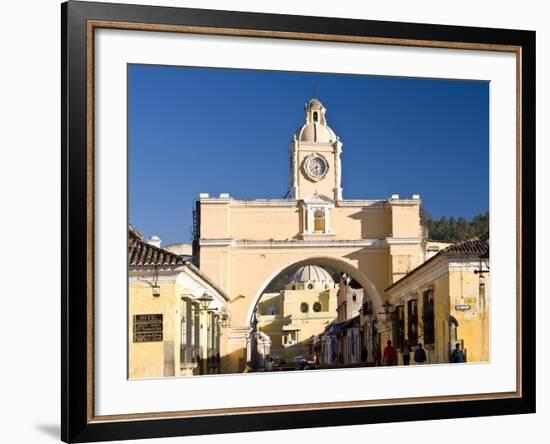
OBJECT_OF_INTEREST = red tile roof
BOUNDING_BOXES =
[128,226,229,301]
[128,224,143,242]
[128,226,184,267]
[444,238,489,255]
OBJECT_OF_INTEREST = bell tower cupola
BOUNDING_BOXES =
[290,98,343,201]
[305,98,327,126]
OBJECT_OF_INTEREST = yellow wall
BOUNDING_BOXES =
[449,269,490,362]
[229,206,301,240]
[257,288,338,360]
[390,203,422,238]
[431,273,451,363]
[200,203,230,239]
[386,256,490,365]
[198,199,420,242]
[389,243,424,283]
[128,281,180,379]
[129,273,228,378]
[330,206,391,239]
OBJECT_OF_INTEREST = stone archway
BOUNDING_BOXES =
[241,256,385,371]
[245,256,384,326]
[202,244,398,374]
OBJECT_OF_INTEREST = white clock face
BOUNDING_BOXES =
[308,157,327,176]
[304,154,329,181]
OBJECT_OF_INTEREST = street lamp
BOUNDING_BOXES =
[379,300,394,315]
[474,250,490,289]
[219,307,231,327]
[151,264,160,297]
[197,293,214,311]
[377,300,397,354]
[474,250,490,274]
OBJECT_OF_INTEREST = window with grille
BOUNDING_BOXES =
[395,305,405,349]
[407,299,418,345]
[422,289,435,345]
[180,298,200,365]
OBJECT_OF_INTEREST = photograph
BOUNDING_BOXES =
[56,1,537,441]
[127,65,490,378]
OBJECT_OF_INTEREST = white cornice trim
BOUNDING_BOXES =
[389,199,422,206]
[198,198,231,204]
[198,238,232,246]
[200,238,388,249]
[129,266,183,275]
[336,200,388,208]
[385,237,422,245]
[449,258,487,272]
[178,266,229,304]
[128,270,185,286]
[199,237,421,248]
[230,199,298,208]
[198,198,420,207]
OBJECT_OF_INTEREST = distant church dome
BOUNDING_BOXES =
[290,265,334,284]
[294,98,338,143]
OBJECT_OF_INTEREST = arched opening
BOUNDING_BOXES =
[248,257,383,323]
[246,257,383,372]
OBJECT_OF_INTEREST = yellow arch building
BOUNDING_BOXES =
[194,98,427,373]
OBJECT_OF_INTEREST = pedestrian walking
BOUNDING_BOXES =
[382,340,397,366]
[450,343,466,363]
[361,346,368,362]
[402,340,411,365]
[374,343,382,366]
[414,343,427,364]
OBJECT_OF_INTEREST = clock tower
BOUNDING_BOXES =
[290,98,343,201]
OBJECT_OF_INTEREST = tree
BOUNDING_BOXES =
[421,208,489,242]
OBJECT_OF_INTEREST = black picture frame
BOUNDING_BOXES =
[62,1,536,442]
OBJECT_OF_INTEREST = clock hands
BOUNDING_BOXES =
[304,154,327,180]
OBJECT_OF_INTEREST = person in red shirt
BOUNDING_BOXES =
[382,340,398,366]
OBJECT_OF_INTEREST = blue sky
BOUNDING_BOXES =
[128,65,489,245]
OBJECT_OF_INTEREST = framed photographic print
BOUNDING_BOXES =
[61,1,536,442]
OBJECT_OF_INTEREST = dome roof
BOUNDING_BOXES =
[290,265,334,284]
[308,98,324,109]
[295,123,337,143]
[294,97,338,143]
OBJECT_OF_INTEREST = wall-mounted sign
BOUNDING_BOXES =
[133,314,163,342]
[455,304,471,311]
